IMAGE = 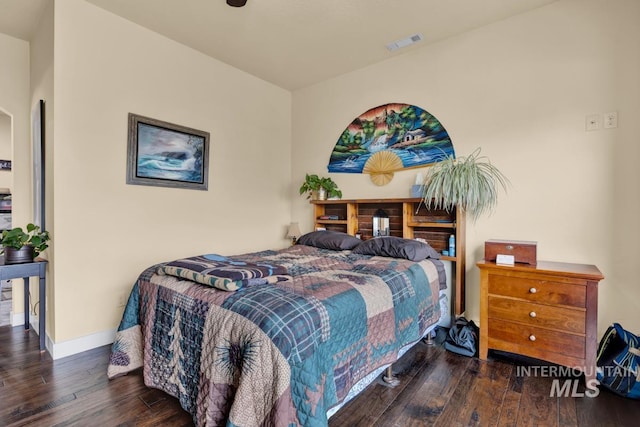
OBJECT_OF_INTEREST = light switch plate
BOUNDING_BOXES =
[496,254,515,266]
[603,111,618,128]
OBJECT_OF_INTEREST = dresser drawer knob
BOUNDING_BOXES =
[529,287,537,294]
[529,311,537,318]
[529,335,536,341]
[506,245,514,250]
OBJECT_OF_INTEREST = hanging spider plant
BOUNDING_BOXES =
[421,148,509,221]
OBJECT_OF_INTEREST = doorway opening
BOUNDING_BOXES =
[0,110,13,326]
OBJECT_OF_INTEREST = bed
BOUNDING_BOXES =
[107,232,448,426]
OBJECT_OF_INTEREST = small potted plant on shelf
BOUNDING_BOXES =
[299,174,343,200]
[421,147,509,222]
[1,223,50,264]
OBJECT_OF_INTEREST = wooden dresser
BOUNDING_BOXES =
[477,260,604,382]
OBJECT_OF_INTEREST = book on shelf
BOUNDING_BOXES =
[318,215,340,220]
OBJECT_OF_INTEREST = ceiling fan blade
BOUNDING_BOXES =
[227,0,247,7]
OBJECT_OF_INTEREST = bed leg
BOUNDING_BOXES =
[423,330,435,346]
[382,366,400,387]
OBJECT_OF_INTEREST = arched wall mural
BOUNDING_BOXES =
[328,103,455,185]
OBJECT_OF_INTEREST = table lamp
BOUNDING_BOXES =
[286,222,302,245]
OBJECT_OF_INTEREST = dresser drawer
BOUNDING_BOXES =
[488,274,586,307]
[488,319,585,359]
[488,296,586,334]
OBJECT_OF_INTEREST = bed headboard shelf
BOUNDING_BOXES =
[311,197,466,315]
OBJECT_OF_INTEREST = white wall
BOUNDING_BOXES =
[30,0,55,336]
[292,0,640,337]
[3,0,637,356]
[0,33,29,212]
[49,0,292,345]
[0,32,31,325]
[0,33,29,224]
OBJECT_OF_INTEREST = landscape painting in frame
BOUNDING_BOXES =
[328,103,455,174]
[127,113,209,190]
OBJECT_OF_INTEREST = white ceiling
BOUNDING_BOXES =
[0,0,557,90]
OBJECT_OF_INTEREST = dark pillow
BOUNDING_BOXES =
[296,230,362,251]
[352,236,440,261]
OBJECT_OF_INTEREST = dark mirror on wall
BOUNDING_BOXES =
[32,100,45,231]
[373,208,390,237]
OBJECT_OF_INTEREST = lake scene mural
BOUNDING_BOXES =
[328,103,455,184]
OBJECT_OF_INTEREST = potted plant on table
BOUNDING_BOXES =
[421,148,509,221]
[1,223,50,264]
[299,174,343,200]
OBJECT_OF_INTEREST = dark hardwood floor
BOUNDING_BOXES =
[1,325,638,426]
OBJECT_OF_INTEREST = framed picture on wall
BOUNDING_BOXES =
[126,113,210,190]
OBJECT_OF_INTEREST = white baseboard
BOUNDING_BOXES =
[11,312,37,329]
[51,328,117,360]
[10,310,24,327]
[10,311,116,360]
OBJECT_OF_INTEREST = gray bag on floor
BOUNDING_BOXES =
[444,317,479,357]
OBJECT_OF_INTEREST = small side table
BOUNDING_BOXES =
[0,256,48,351]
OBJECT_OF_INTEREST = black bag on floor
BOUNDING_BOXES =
[445,317,479,357]
[596,323,640,399]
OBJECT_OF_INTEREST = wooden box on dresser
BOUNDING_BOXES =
[477,260,604,383]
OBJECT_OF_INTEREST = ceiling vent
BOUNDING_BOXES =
[386,33,424,52]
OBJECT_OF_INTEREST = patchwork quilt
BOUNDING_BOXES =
[159,253,291,291]
[107,245,444,426]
